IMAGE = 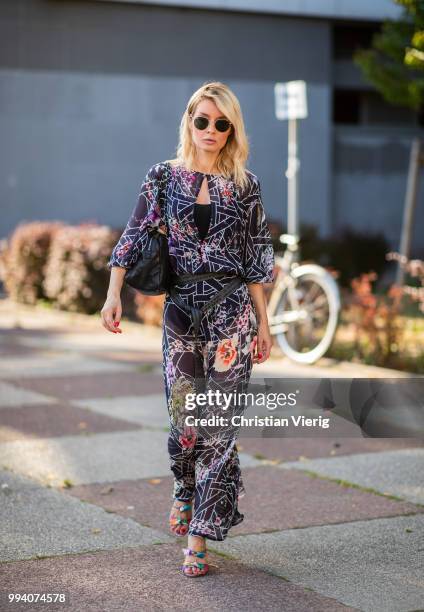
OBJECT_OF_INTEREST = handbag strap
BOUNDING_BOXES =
[159,161,172,236]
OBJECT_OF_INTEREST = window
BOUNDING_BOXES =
[333,23,381,60]
[333,89,419,126]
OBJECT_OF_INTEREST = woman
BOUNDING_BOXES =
[101,81,275,577]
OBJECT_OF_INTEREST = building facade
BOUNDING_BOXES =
[1,0,423,256]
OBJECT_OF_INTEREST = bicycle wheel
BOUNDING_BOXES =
[274,265,340,364]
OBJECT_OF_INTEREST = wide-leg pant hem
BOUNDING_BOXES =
[189,530,226,543]
[187,510,244,542]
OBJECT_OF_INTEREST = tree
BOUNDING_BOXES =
[354,0,424,111]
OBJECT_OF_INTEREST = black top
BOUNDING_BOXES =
[193,203,212,240]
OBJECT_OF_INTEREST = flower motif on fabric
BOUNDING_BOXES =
[213,333,239,372]
[188,519,215,536]
[186,223,196,238]
[169,338,186,354]
[235,302,251,335]
[116,241,132,259]
[165,359,176,386]
[140,203,163,233]
[169,377,196,427]
[199,242,208,263]
[263,248,275,281]
[179,425,197,450]
[180,167,198,192]
[169,218,185,241]
[218,178,234,205]
[210,300,230,329]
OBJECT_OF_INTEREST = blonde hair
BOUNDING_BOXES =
[168,81,250,191]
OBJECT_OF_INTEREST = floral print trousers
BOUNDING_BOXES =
[162,274,258,541]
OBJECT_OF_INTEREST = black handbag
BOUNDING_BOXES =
[123,167,173,296]
[124,228,173,295]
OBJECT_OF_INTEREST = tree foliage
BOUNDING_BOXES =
[355,0,424,110]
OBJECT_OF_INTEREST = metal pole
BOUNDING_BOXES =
[396,138,421,286]
[286,118,300,261]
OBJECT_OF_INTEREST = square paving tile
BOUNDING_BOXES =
[0,430,170,486]
[72,394,169,429]
[0,470,172,563]
[0,354,135,379]
[0,402,141,442]
[0,542,355,611]
[8,371,165,400]
[279,448,424,504]
[0,429,263,486]
[66,466,423,539]
[237,436,424,463]
[88,349,163,366]
[213,514,424,612]
[0,381,56,408]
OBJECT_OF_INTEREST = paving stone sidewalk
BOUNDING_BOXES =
[0,298,423,612]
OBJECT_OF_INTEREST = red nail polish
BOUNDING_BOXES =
[258,352,263,358]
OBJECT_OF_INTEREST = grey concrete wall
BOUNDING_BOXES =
[0,0,332,243]
[333,126,424,256]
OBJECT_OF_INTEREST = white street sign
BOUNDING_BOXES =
[275,80,308,120]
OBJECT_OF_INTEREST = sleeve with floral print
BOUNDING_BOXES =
[241,174,275,284]
[107,162,168,270]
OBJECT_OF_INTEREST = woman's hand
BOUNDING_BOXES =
[101,294,123,334]
[252,320,272,364]
[246,283,272,364]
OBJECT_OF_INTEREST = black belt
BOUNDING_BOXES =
[169,272,245,391]
[169,272,244,341]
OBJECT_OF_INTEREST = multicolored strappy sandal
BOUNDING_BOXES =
[181,547,211,577]
[169,501,192,537]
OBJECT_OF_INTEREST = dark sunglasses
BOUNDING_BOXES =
[190,114,232,133]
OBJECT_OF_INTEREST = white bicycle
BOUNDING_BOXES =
[267,233,341,364]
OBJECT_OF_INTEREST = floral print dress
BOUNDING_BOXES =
[108,160,275,541]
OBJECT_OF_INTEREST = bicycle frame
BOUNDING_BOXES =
[267,234,309,333]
